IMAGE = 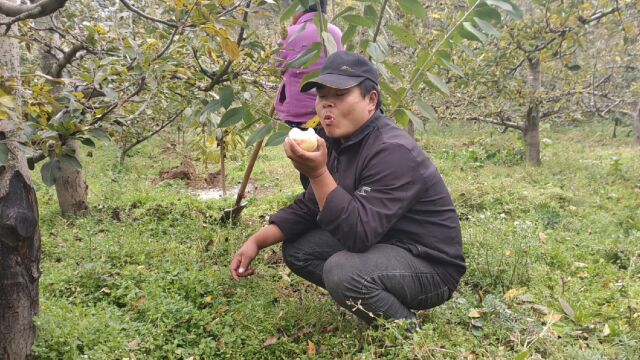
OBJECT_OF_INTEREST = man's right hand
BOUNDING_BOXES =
[230,240,259,281]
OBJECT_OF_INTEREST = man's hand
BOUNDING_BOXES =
[230,240,259,281]
[284,137,328,180]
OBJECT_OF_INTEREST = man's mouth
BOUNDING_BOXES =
[322,114,335,125]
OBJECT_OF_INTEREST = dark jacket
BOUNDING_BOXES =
[270,111,466,291]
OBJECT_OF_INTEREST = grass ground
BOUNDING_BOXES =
[32,119,639,359]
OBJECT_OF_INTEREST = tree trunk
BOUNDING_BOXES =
[0,18,41,358]
[524,55,542,165]
[54,140,89,216]
[220,132,226,196]
[634,101,640,146]
[33,15,90,216]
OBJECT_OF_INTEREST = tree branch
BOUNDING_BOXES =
[0,0,69,33]
[578,4,622,25]
[120,106,186,160]
[199,0,252,92]
[465,115,524,131]
[118,0,178,28]
[50,43,91,78]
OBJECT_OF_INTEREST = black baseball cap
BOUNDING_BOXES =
[301,51,379,92]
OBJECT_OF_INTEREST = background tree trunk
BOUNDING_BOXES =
[525,55,542,165]
[36,15,90,216]
[0,17,41,359]
[54,140,89,216]
[634,101,640,146]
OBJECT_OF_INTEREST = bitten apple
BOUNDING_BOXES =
[288,128,318,152]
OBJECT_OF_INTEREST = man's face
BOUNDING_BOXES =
[315,85,377,139]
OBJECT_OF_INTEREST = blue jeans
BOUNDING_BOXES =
[282,229,451,325]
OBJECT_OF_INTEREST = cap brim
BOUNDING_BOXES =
[300,74,366,92]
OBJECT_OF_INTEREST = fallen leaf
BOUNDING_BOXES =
[602,323,610,336]
[468,309,482,318]
[263,335,278,346]
[559,298,576,321]
[531,304,550,315]
[544,311,562,323]
[100,287,110,294]
[127,339,140,350]
[539,232,547,242]
[131,295,146,312]
[307,340,317,356]
[504,288,525,301]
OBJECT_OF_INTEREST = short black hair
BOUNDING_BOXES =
[357,79,383,111]
[303,0,327,14]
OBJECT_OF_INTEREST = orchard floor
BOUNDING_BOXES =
[34,119,639,359]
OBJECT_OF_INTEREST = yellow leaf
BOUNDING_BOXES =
[581,3,592,11]
[303,116,320,129]
[544,312,562,323]
[218,0,234,6]
[221,36,240,60]
[468,309,481,318]
[504,288,525,301]
[94,24,109,35]
[204,295,213,303]
[307,340,317,357]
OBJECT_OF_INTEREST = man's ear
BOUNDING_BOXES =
[368,90,378,111]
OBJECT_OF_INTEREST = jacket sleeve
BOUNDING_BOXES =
[269,186,320,242]
[317,143,426,252]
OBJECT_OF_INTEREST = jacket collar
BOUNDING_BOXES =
[327,110,384,151]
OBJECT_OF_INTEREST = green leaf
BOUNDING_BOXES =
[439,58,464,77]
[397,0,426,19]
[202,99,221,115]
[383,61,405,81]
[300,70,321,89]
[61,154,82,170]
[247,123,273,147]
[41,159,60,186]
[367,42,385,62]
[416,99,438,121]
[379,80,401,105]
[362,4,376,20]
[460,22,487,43]
[426,72,450,96]
[514,350,530,360]
[219,106,245,128]
[219,86,234,110]
[286,43,322,70]
[485,0,513,11]
[566,63,581,72]
[80,137,96,148]
[0,143,8,166]
[342,15,375,28]
[331,5,356,21]
[474,5,502,24]
[388,24,418,48]
[322,31,338,55]
[341,25,357,46]
[474,17,501,37]
[265,129,289,147]
[393,108,410,128]
[559,298,576,322]
[406,108,424,131]
[280,1,302,23]
[87,128,110,142]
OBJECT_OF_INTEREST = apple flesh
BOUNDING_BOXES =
[288,127,318,152]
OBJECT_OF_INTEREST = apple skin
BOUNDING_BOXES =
[288,128,318,152]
